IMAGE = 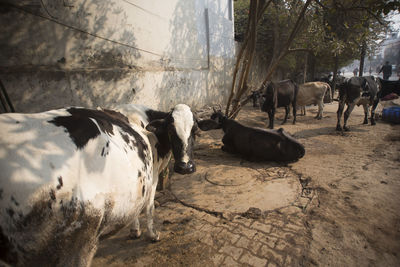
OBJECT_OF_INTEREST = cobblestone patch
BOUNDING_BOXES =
[93,164,316,266]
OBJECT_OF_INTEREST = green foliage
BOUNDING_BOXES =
[233,0,396,77]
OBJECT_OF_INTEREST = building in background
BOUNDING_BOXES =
[0,0,235,112]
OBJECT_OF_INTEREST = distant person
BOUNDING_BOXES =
[353,68,358,76]
[379,61,392,80]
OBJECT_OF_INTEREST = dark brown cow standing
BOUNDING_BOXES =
[260,79,299,129]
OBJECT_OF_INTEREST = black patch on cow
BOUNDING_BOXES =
[142,185,145,197]
[49,190,56,208]
[48,108,150,166]
[101,147,105,156]
[0,189,3,200]
[49,189,56,201]
[145,109,169,121]
[6,208,14,218]
[106,141,110,147]
[121,133,130,145]
[155,141,170,161]
[0,226,18,266]
[48,109,101,149]
[141,121,145,128]
[57,176,63,190]
[11,196,19,206]
[138,170,142,178]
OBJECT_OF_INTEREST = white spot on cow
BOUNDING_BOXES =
[172,104,194,163]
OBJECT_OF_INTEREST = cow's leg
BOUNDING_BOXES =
[267,108,275,129]
[370,99,379,125]
[146,185,160,242]
[292,103,297,124]
[336,100,345,131]
[221,134,236,154]
[362,104,369,124]
[282,106,289,124]
[343,102,356,131]
[316,101,323,119]
[301,106,306,116]
[129,217,141,238]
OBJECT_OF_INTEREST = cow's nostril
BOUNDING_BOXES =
[174,161,196,174]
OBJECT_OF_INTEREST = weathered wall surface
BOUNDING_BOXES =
[0,0,235,112]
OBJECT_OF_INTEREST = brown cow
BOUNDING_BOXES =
[297,82,332,119]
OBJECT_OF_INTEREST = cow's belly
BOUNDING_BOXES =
[356,97,370,106]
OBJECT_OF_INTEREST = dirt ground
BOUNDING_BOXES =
[93,102,400,267]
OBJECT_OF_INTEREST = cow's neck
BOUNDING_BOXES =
[145,130,172,175]
[222,118,238,133]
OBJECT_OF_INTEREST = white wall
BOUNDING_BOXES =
[0,0,235,112]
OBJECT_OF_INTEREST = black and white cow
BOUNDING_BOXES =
[199,111,305,162]
[260,79,299,129]
[336,76,380,131]
[0,104,208,266]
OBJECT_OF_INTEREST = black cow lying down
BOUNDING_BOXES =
[198,111,305,162]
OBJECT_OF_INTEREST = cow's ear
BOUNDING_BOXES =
[197,119,221,131]
[146,119,167,135]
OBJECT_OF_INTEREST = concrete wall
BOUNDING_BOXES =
[0,0,235,112]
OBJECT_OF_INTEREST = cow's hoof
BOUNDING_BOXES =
[336,125,342,131]
[371,120,376,126]
[129,229,142,239]
[151,232,160,242]
[343,126,350,131]
[363,120,368,124]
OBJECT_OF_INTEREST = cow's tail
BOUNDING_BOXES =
[325,83,332,103]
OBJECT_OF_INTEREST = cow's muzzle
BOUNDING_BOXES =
[174,160,196,174]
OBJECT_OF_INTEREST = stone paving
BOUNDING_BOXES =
[93,170,317,266]
[153,184,316,267]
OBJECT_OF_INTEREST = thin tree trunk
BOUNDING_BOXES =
[359,41,366,77]
[225,0,272,117]
[226,0,312,118]
[331,55,339,99]
[261,0,312,86]
[303,52,308,83]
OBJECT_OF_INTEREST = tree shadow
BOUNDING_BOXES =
[157,1,235,110]
[0,1,141,112]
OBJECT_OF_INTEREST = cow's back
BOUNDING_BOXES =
[276,80,297,107]
[297,82,328,106]
[0,108,153,266]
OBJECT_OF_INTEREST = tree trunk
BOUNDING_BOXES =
[359,41,366,77]
[225,0,272,117]
[303,52,308,83]
[331,55,339,99]
[309,53,316,81]
[226,0,312,119]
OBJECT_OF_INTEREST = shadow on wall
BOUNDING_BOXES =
[157,0,234,111]
[0,0,141,112]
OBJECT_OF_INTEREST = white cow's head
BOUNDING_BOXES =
[145,104,202,174]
